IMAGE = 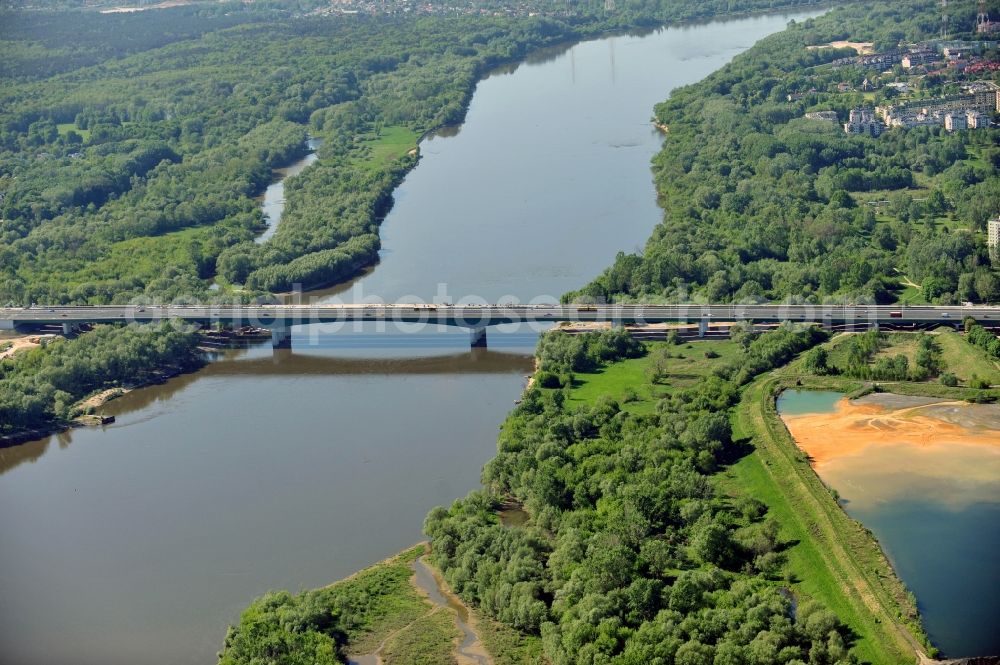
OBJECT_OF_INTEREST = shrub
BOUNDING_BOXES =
[537,371,563,389]
[969,374,991,389]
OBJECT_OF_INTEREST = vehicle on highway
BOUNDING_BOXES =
[889,311,902,318]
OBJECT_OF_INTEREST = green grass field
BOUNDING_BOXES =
[565,339,740,413]
[896,283,927,305]
[823,329,1000,393]
[378,607,458,665]
[565,354,658,413]
[327,545,431,654]
[56,122,91,141]
[871,332,920,364]
[935,328,1000,385]
[353,125,419,171]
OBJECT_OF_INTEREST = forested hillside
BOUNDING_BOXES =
[0,0,836,306]
[571,0,1000,306]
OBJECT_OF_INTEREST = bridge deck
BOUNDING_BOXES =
[2,303,997,328]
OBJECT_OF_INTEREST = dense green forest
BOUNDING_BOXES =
[570,0,1000,306]
[0,0,837,305]
[0,323,202,434]
[424,327,855,665]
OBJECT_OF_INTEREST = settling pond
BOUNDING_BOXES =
[778,390,1000,658]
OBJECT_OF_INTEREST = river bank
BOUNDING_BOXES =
[0,325,206,449]
[254,138,322,245]
[220,540,523,665]
[0,362,199,448]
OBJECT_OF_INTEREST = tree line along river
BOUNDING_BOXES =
[0,11,857,665]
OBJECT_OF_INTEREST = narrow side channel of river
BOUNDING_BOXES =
[255,137,321,244]
[0,12,820,665]
[778,390,1000,658]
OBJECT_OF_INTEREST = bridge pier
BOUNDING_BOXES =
[62,322,80,335]
[0,319,14,330]
[470,326,488,348]
[698,318,708,338]
[822,315,832,332]
[270,325,291,349]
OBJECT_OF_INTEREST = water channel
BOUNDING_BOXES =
[0,12,820,665]
[256,137,322,244]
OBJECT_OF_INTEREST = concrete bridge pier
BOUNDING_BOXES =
[698,318,708,338]
[470,326,488,348]
[0,319,14,331]
[271,348,292,364]
[822,314,833,331]
[271,325,292,349]
[62,322,80,335]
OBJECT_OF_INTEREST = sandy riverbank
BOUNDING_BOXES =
[807,40,875,54]
[413,555,493,665]
[0,334,57,360]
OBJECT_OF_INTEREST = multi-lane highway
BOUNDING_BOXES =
[2,303,997,328]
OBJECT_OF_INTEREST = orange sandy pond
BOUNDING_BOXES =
[778,391,1000,658]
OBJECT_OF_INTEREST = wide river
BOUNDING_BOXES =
[0,12,819,665]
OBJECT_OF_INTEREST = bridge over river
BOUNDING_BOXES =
[3,303,997,348]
